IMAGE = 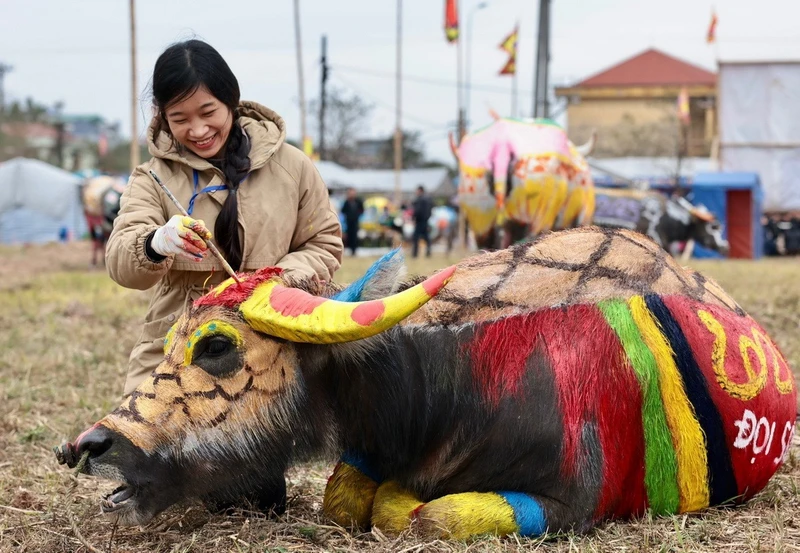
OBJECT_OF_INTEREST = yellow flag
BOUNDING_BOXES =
[303,136,314,157]
[499,25,518,55]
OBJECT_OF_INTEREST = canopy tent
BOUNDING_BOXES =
[315,161,455,200]
[0,157,87,244]
[718,62,800,212]
[689,172,764,259]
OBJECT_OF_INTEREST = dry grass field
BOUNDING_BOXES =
[0,240,798,553]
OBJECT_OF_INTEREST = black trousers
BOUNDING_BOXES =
[412,224,430,257]
[346,222,360,254]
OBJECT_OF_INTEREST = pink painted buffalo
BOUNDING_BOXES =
[451,113,596,248]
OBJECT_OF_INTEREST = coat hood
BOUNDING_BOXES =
[146,101,287,172]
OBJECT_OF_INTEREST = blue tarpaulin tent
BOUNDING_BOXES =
[689,172,763,259]
[0,158,87,244]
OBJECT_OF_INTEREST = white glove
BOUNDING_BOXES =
[151,215,212,261]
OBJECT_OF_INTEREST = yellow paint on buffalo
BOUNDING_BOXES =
[629,296,710,512]
[323,462,378,529]
[699,310,767,400]
[416,492,518,539]
[371,481,424,534]
[183,320,243,367]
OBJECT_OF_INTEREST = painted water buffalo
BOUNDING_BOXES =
[593,188,729,255]
[81,175,127,266]
[451,113,596,249]
[56,228,795,540]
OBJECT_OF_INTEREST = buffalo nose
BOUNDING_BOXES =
[55,424,114,469]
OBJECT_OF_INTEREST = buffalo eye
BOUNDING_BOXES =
[192,335,242,377]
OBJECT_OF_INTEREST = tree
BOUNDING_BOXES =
[376,130,426,169]
[97,141,151,174]
[575,109,691,193]
[309,87,373,166]
[0,96,61,162]
[6,97,50,123]
[0,128,29,161]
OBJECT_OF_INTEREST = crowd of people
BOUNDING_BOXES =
[338,185,450,258]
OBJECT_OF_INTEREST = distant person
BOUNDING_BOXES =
[763,216,780,256]
[412,185,433,258]
[785,216,800,255]
[341,187,364,256]
[379,205,404,247]
[105,39,343,515]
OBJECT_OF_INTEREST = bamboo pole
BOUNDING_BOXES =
[129,0,140,171]
[293,0,308,153]
[393,0,403,207]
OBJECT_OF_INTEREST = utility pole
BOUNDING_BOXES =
[293,0,309,154]
[512,46,518,118]
[0,63,12,115]
[533,0,550,118]
[393,0,403,207]
[456,0,466,141]
[465,2,488,130]
[319,35,328,160]
[129,0,140,171]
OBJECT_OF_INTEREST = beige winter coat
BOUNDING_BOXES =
[106,102,342,395]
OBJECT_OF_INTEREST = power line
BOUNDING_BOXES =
[331,63,536,96]
[331,72,451,131]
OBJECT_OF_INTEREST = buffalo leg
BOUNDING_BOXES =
[323,457,380,529]
[415,490,551,539]
[370,480,425,534]
[371,484,565,539]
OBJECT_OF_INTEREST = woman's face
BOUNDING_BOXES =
[164,87,233,159]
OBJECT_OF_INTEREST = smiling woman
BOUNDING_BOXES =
[104,39,344,514]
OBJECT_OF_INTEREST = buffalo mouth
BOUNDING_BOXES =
[101,483,137,514]
[55,428,175,526]
[93,478,159,526]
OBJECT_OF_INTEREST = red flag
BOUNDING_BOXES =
[706,11,718,44]
[445,0,458,43]
[499,57,516,76]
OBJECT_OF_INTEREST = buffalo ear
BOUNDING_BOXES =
[331,249,407,302]
[358,250,408,299]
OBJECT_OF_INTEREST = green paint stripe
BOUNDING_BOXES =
[599,299,680,515]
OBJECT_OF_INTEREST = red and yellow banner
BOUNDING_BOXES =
[445,0,459,43]
[706,11,718,44]
[498,25,518,76]
[499,57,516,76]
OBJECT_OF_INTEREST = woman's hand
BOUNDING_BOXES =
[151,215,212,261]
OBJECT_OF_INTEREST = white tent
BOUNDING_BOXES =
[315,160,455,199]
[0,157,87,244]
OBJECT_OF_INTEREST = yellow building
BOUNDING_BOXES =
[555,49,717,158]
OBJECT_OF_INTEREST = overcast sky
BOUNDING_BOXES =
[2,0,800,165]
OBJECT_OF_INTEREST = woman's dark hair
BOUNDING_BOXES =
[152,39,250,270]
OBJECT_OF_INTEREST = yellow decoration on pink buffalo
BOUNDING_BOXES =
[239,266,457,344]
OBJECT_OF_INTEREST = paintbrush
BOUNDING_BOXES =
[148,170,241,284]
